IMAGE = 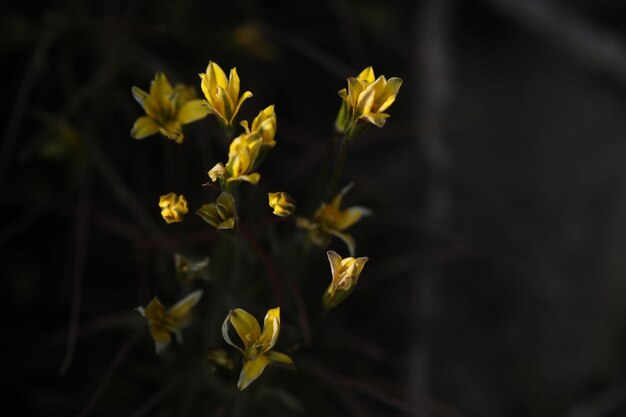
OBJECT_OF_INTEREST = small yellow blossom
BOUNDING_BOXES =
[222,307,295,391]
[323,251,368,309]
[268,192,296,217]
[241,105,277,148]
[296,184,370,256]
[200,61,253,129]
[224,132,262,185]
[159,193,189,224]
[336,66,402,134]
[206,348,234,371]
[131,72,209,144]
[136,290,203,354]
[174,253,210,283]
[196,191,237,229]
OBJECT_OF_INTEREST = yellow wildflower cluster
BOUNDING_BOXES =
[131,62,400,392]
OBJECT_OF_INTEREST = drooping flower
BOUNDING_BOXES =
[222,307,295,390]
[336,66,402,134]
[136,290,203,354]
[268,192,296,217]
[200,61,253,130]
[196,191,237,229]
[158,193,189,224]
[131,72,209,144]
[323,250,368,309]
[296,184,370,256]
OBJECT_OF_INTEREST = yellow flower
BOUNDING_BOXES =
[222,307,295,391]
[200,61,253,129]
[158,193,189,224]
[206,348,234,371]
[196,191,237,229]
[323,250,368,309]
[336,66,402,133]
[241,105,277,148]
[136,290,203,354]
[296,184,370,256]
[174,253,210,283]
[268,192,296,217]
[131,72,209,144]
[224,132,262,185]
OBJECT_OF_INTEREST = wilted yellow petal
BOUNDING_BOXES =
[208,163,226,182]
[327,250,343,280]
[237,355,270,391]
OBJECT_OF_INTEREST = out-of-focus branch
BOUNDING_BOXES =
[410,0,455,401]
[485,0,626,86]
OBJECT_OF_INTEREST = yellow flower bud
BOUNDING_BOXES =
[158,193,189,224]
[323,251,368,309]
[196,191,237,229]
[208,162,226,182]
[224,133,262,185]
[268,192,296,217]
[241,105,277,148]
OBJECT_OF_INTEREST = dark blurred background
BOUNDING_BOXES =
[3,0,626,416]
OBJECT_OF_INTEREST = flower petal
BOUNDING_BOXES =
[207,61,229,90]
[143,296,165,320]
[237,355,270,391]
[227,67,241,103]
[230,90,253,124]
[178,99,209,125]
[265,351,295,368]
[357,66,375,83]
[326,250,343,281]
[167,289,203,319]
[131,86,149,109]
[222,311,245,354]
[131,116,159,139]
[335,206,371,231]
[329,230,356,257]
[259,307,280,352]
[229,308,261,351]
